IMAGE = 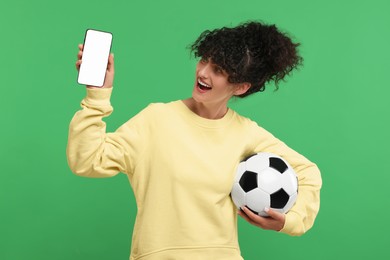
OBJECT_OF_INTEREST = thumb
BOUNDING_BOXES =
[265,208,284,220]
[107,53,115,72]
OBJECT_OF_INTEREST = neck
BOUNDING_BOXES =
[182,98,229,120]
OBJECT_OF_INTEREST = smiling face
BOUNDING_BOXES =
[191,58,250,106]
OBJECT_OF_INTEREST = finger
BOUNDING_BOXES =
[265,208,284,221]
[107,53,114,72]
[242,207,265,222]
[241,207,267,227]
[75,60,82,70]
[78,44,84,51]
[238,209,259,227]
[78,50,83,60]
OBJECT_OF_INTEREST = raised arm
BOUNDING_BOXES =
[67,45,129,177]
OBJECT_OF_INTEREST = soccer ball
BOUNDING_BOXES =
[231,152,298,217]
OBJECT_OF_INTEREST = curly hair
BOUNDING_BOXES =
[190,21,303,97]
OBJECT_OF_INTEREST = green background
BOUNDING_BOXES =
[1,0,389,259]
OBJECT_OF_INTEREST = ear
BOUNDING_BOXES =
[233,82,251,96]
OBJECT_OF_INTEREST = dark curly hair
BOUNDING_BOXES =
[190,21,303,97]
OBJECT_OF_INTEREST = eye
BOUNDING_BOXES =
[200,57,208,64]
[213,66,224,74]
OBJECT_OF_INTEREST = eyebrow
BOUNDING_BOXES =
[208,59,222,70]
[213,64,227,74]
[202,57,227,75]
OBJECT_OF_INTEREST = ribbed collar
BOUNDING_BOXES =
[170,100,235,129]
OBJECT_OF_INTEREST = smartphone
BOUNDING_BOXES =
[77,29,113,87]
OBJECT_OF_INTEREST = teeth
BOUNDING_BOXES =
[198,79,211,88]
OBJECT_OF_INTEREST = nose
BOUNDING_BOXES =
[198,62,210,79]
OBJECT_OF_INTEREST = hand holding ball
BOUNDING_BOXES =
[231,152,298,217]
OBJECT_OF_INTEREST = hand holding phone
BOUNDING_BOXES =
[77,29,113,88]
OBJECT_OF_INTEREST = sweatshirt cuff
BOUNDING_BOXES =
[84,87,113,106]
[279,211,304,236]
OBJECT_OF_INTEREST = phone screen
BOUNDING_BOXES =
[77,29,113,87]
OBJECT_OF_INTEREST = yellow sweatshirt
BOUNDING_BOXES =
[67,88,322,260]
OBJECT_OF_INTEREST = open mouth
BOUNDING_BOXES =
[197,78,212,91]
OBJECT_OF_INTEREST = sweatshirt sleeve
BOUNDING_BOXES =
[66,88,148,178]
[250,122,322,236]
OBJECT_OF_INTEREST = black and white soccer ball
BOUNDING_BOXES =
[231,152,298,217]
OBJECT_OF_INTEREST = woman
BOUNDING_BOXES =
[67,21,322,260]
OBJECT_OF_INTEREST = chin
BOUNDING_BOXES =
[192,90,206,104]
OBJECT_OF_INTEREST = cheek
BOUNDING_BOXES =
[214,78,231,90]
[216,73,230,85]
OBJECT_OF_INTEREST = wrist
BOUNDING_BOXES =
[86,85,113,89]
[84,87,113,106]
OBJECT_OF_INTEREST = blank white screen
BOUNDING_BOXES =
[78,30,112,87]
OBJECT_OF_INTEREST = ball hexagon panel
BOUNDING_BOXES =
[257,168,283,194]
[245,154,268,173]
[246,188,270,213]
[280,169,298,195]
